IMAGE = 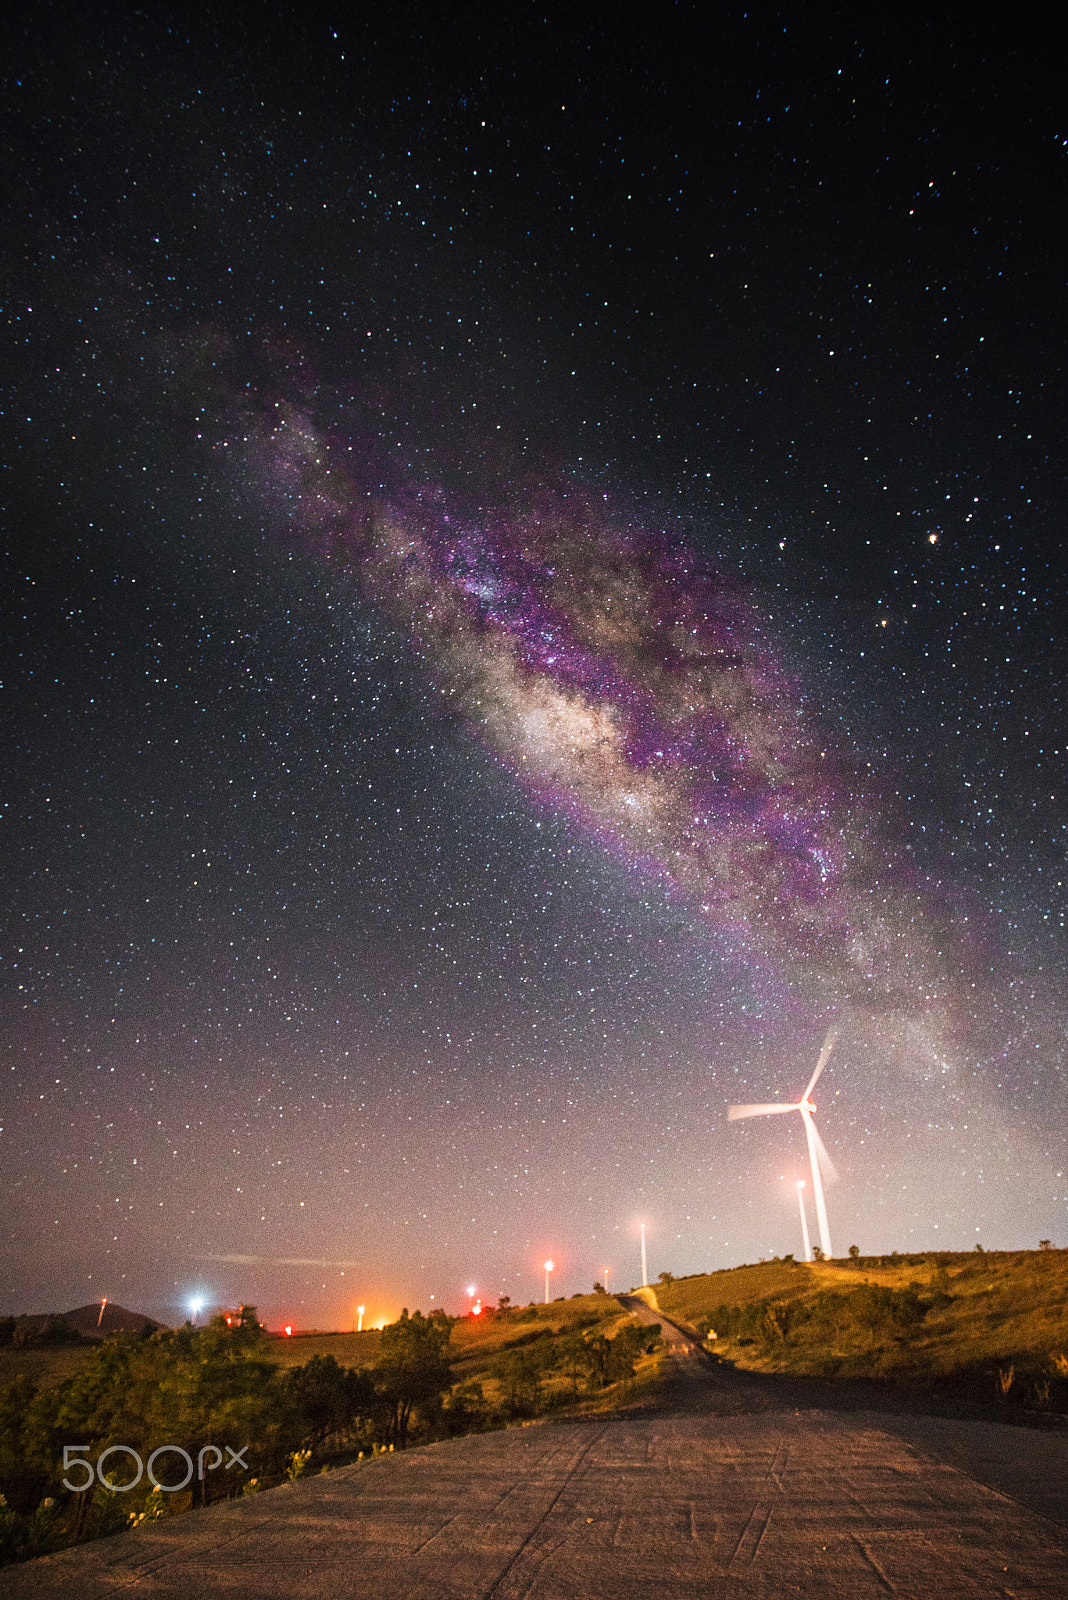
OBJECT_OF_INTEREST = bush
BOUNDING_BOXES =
[440,1382,488,1436]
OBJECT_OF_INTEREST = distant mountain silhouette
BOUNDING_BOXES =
[65,1302,167,1338]
[7,1303,167,1343]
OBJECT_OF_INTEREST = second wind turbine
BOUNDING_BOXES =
[728,1028,840,1260]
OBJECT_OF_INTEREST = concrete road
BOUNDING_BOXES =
[8,1325,1068,1598]
[620,1291,1068,1530]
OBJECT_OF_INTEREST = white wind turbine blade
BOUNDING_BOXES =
[802,1026,839,1101]
[809,1119,839,1186]
[727,1102,801,1121]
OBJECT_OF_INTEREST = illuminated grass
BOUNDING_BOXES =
[651,1249,1068,1402]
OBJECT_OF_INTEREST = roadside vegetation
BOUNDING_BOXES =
[650,1247,1068,1410]
[0,1292,660,1566]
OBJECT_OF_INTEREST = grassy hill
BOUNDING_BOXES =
[261,1294,658,1416]
[648,1249,1068,1410]
[262,1328,383,1370]
[11,1251,1065,1416]
[447,1293,655,1411]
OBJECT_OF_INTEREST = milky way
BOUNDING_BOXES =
[225,373,975,1059]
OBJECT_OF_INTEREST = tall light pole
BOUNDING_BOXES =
[640,1223,648,1287]
[795,1180,812,1263]
[603,1266,610,1295]
[544,1259,554,1303]
[356,1305,365,1332]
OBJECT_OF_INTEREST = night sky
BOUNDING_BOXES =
[2,7,1065,1331]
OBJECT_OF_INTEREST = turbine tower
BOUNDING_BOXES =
[728,1028,840,1259]
[794,1180,812,1263]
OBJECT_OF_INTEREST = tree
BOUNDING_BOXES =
[491,1344,548,1416]
[848,1244,860,1262]
[607,1323,658,1381]
[52,1322,287,1511]
[440,1382,486,1437]
[571,1323,659,1392]
[556,1332,585,1398]
[0,1377,60,1516]
[373,1310,453,1449]
[285,1355,374,1455]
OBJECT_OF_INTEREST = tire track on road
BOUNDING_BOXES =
[482,1424,609,1600]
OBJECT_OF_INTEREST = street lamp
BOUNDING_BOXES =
[356,1305,365,1332]
[544,1259,554,1303]
[189,1297,204,1327]
[796,1180,812,1263]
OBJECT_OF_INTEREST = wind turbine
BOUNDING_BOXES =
[728,1028,839,1259]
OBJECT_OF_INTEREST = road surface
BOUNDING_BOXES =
[8,1306,1068,1598]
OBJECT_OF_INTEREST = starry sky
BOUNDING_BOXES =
[2,7,1066,1330]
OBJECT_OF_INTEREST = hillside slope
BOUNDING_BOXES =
[649,1250,1068,1410]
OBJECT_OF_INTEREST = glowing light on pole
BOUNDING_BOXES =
[189,1297,204,1327]
[357,1305,365,1332]
[544,1259,554,1303]
[795,1180,812,1263]
[640,1223,648,1287]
